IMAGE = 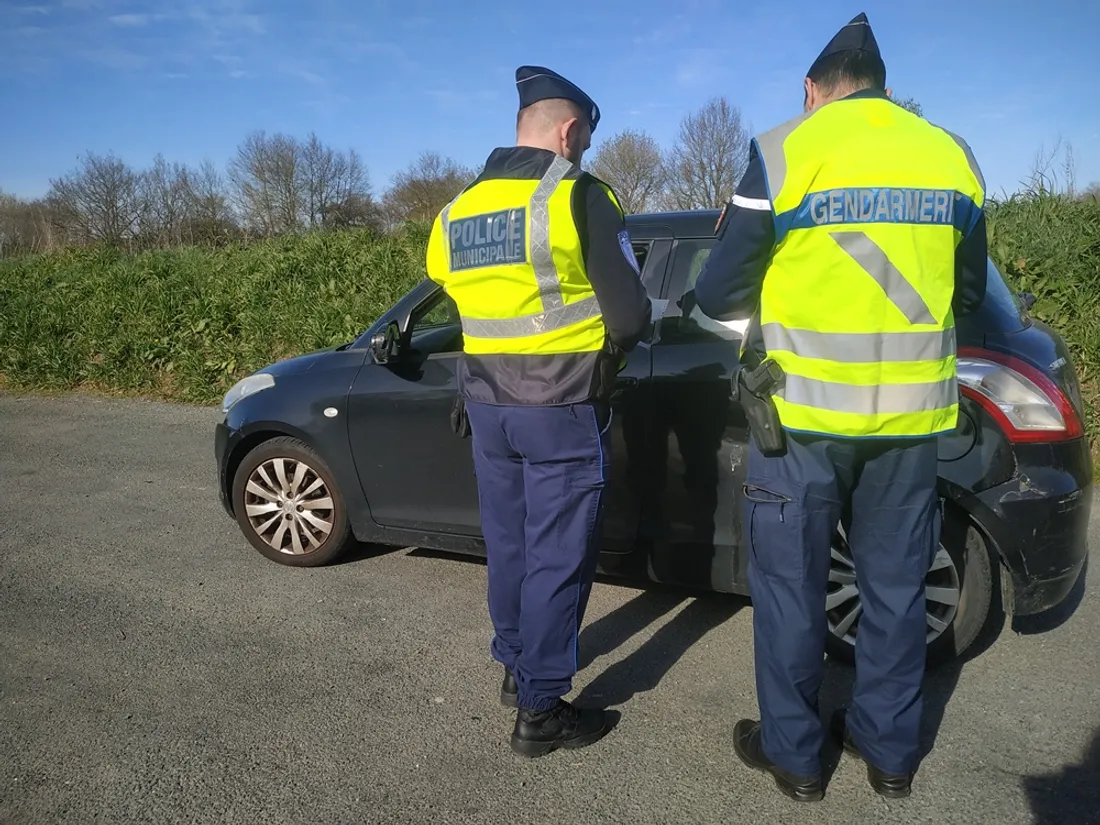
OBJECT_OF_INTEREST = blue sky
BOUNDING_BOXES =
[2,0,1098,201]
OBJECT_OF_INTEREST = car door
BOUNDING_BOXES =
[345,237,667,548]
[346,289,483,536]
[641,236,751,593]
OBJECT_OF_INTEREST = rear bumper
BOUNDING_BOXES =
[972,439,1093,616]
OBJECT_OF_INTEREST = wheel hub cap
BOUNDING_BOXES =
[826,535,962,646]
[243,457,335,555]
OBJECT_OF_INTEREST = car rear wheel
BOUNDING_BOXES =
[231,436,354,567]
[824,508,999,669]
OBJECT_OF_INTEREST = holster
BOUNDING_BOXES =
[593,339,627,403]
[450,394,471,439]
[734,352,787,457]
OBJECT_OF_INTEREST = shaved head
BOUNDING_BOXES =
[516,97,591,165]
[517,97,586,132]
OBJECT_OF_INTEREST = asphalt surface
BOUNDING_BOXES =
[1,392,1097,825]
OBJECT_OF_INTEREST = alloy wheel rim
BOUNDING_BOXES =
[826,535,962,646]
[243,457,334,555]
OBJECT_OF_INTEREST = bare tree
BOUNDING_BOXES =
[0,196,68,256]
[325,192,384,231]
[46,151,145,245]
[589,129,666,214]
[0,189,21,256]
[663,96,751,210]
[299,133,338,229]
[186,159,238,245]
[297,133,374,229]
[141,154,194,247]
[382,151,477,226]
[227,130,303,235]
[892,95,923,117]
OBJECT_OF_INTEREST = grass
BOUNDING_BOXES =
[0,197,1096,466]
[986,192,1100,449]
[0,224,429,406]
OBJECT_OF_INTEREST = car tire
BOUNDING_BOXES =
[824,508,1001,670]
[231,436,354,567]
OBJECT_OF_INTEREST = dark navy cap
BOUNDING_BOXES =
[515,65,600,133]
[807,12,882,76]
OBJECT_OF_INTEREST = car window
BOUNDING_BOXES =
[416,291,461,328]
[631,241,650,276]
[660,238,748,342]
[977,258,1027,330]
[408,290,463,355]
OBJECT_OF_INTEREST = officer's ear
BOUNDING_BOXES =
[561,116,586,164]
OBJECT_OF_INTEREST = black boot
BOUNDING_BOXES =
[510,700,611,758]
[732,719,824,802]
[830,709,913,799]
[500,667,517,708]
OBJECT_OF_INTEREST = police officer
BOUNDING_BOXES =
[425,66,652,758]
[694,12,988,801]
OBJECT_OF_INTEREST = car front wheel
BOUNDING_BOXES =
[824,510,1000,669]
[231,436,354,567]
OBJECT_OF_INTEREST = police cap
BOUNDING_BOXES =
[516,65,600,133]
[807,12,882,77]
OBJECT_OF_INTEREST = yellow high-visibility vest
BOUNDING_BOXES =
[752,95,986,438]
[426,155,623,357]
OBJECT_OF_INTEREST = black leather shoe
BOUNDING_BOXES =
[510,700,612,758]
[732,719,824,802]
[830,709,913,799]
[500,667,517,708]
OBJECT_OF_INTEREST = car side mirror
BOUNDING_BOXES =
[1018,291,1037,311]
[369,320,402,365]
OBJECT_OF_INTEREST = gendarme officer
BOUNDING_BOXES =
[694,12,988,801]
[426,66,652,757]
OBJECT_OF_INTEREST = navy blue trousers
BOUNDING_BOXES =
[743,431,941,777]
[465,399,611,712]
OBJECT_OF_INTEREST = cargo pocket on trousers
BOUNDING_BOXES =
[744,477,807,582]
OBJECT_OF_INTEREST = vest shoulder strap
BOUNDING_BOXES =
[751,111,814,202]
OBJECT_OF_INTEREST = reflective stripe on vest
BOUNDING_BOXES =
[438,155,602,340]
[750,96,985,438]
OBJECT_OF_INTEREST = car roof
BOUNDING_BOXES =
[625,209,722,240]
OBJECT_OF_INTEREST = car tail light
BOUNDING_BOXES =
[956,346,1085,443]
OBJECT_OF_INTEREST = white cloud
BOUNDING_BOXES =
[108,13,150,26]
[79,47,146,70]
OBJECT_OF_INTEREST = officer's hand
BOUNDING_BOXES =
[678,288,697,316]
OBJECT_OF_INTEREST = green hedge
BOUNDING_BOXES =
[1,197,1096,459]
[986,193,1099,445]
[0,224,430,404]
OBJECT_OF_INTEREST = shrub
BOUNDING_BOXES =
[0,226,427,405]
[987,192,1100,445]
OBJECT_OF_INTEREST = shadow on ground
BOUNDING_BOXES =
[574,588,743,708]
[332,542,407,566]
[1024,726,1100,825]
[400,548,745,710]
[394,541,1092,794]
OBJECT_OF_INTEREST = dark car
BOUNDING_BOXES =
[214,209,1093,668]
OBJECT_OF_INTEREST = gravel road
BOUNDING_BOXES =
[1,393,1097,825]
